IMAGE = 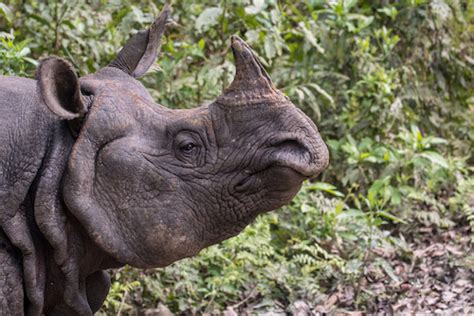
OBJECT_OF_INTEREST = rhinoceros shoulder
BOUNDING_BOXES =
[0,75,57,212]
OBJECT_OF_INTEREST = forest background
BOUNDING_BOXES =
[0,0,473,314]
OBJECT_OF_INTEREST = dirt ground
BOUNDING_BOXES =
[143,224,473,316]
[284,225,473,315]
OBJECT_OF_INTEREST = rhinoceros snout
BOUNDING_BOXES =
[268,130,329,179]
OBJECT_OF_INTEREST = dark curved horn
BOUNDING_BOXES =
[109,4,171,78]
[216,36,287,106]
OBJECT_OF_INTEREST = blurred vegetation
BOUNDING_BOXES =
[1,0,473,314]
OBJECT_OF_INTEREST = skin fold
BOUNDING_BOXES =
[0,5,329,315]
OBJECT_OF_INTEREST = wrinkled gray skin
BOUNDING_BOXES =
[0,5,328,315]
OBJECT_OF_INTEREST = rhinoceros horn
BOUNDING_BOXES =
[216,36,288,107]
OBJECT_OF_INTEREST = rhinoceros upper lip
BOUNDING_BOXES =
[266,134,318,178]
[234,162,309,193]
[268,159,314,178]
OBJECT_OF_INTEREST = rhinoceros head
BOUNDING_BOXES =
[36,5,329,268]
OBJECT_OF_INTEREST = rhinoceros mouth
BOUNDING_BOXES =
[234,163,308,194]
[233,139,316,193]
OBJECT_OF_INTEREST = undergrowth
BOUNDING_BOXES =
[1,0,472,313]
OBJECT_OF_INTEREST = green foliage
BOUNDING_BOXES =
[450,176,474,242]
[0,31,36,76]
[1,0,472,313]
[99,268,141,315]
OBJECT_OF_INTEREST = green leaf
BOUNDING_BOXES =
[264,36,276,59]
[198,38,205,50]
[307,182,344,197]
[389,187,401,205]
[377,210,407,224]
[424,136,448,146]
[379,259,401,284]
[195,7,222,32]
[307,83,334,105]
[301,204,316,213]
[17,47,30,58]
[377,6,398,20]
[245,30,260,43]
[344,0,358,11]
[29,14,52,28]
[368,178,385,203]
[245,0,266,15]
[0,3,13,24]
[419,151,449,168]
[298,22,325,54]
[338,209,365,219]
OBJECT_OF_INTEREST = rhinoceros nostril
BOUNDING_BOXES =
[271,138,308,156]
[266,134,322,177]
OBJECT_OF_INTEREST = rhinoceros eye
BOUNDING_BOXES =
[179,141,196,154]
[173,131,204,165]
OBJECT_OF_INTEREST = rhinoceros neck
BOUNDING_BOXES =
[32,118,122,314]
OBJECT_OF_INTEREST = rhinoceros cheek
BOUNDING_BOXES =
[125,209,206,268]
[144,235,203,267]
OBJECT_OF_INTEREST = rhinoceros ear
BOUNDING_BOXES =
[37,57,87,120]
[109,4,171,78]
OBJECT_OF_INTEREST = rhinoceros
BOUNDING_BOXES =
[0,5,328,315]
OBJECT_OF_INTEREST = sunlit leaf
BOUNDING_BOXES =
[245,0,266,15]
[264,35,276,59]
[419,151,449,168]
[307,182,344,197]
[195,7,222,32]
[298,22,325,54]
[0,3,13,24]
[307,83,334,105]
[377,210,407,224]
